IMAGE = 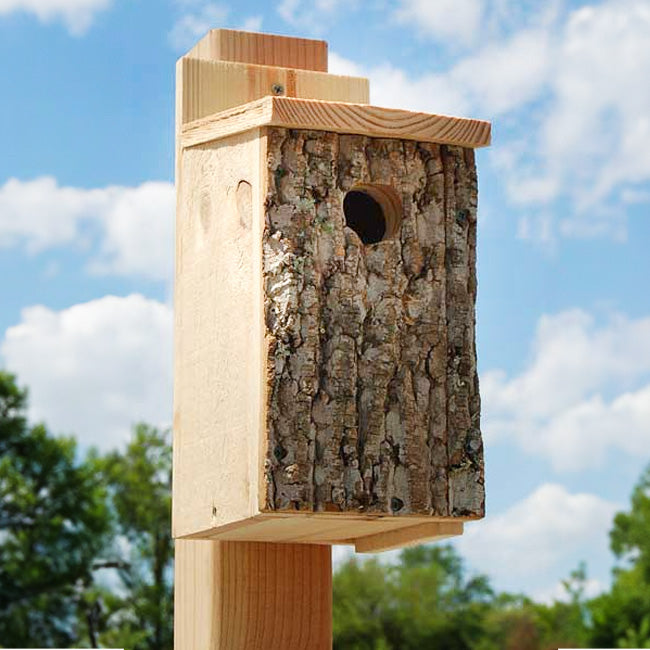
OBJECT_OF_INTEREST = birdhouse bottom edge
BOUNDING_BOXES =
[175,510,478,553]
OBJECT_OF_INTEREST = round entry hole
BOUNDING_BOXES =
[343,185,402,245]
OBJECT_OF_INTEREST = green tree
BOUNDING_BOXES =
[0,371,111,647]
[93,424,174,650]
[333,557,392,649]
[333,544,495,649]
[589,465,650,647]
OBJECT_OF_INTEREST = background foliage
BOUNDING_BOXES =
[1,370,649,649]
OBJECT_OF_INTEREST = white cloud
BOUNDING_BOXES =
[240,14,262,32]
[331,24,550,119]
[168,3,264,51]
[0,0,111,34]
[492,0,650,238]
[1,294,172,449]
[543,0,650,204]
[394,0,484,46]
[333,483,616,601]
[277,0,351,32]
[88,181,175,281]
[0,176,174,282]
[448,27,551,116]
[168,3,228,51]
[483,309,650,471]
[278,0,299,23]
[0,176,105,252]
[335,0,650,242]
[457,483,618,582]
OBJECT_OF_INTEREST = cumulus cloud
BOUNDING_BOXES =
[277,0,352,32]
[457,483,618,582]
[88,181,175,280]
[334,0,650,242]
[330,52,470,117]
[333,483,616,600]
[0,295,172,450]
[240,14,262,32]
[168,2,265,52]
[394,0,484,46]
[500,0,650,239]
[0,176,174,282]
[332,23,551,119]
[483,309,650,471]
[0,0,111,34]
[168,3,228,51]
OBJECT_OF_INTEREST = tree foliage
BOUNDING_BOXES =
[0,371,110,647]
[5,368,650,649]
[589,466,650,648]
[333,546,589,650]
[93,424,174,650]
[0,373,173,648]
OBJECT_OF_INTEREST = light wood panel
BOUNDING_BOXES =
[175,540,332,649]
[179,512,474,545]
[187,28,328,72]
[354,521,464,553]
[177,58,369,124]
[173,129,266,540]
[181,95,492,149]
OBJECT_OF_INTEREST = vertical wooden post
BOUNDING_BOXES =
[175,541,332,649]
[174,29,359,650]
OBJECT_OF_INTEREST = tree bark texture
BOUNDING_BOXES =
[263,128,484,518]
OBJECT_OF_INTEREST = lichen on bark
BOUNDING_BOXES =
[263,127,484,518]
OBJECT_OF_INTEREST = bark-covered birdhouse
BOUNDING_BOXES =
[173,29,490,553]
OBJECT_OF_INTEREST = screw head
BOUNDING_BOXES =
[271,83,285,95]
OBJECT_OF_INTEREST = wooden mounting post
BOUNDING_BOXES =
[174,27,489,650]
[175,541,332,648]
[174,29,352,650]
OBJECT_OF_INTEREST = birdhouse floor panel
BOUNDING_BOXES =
[179,511,470,553]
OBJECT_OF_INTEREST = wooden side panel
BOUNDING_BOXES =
[173,130,265,538]
[187,28,328,72]
[178,58,368,125]
[175,540,332,650]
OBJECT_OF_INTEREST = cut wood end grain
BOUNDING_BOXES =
[180,95,492,150]
[186,28,328,72]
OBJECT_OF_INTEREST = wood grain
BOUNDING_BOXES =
[173,130,266,540]
[187,28,328,72]
[175,540,332,649]
[354,521,464,553]
[181,95,492,149]
[179,512,478,543]
[177,58,369,124]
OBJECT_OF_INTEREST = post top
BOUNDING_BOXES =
[186,28,328,72]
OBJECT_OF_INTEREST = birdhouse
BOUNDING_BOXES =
[173,29,490,554]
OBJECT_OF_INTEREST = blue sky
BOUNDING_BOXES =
[1,0,649,603]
